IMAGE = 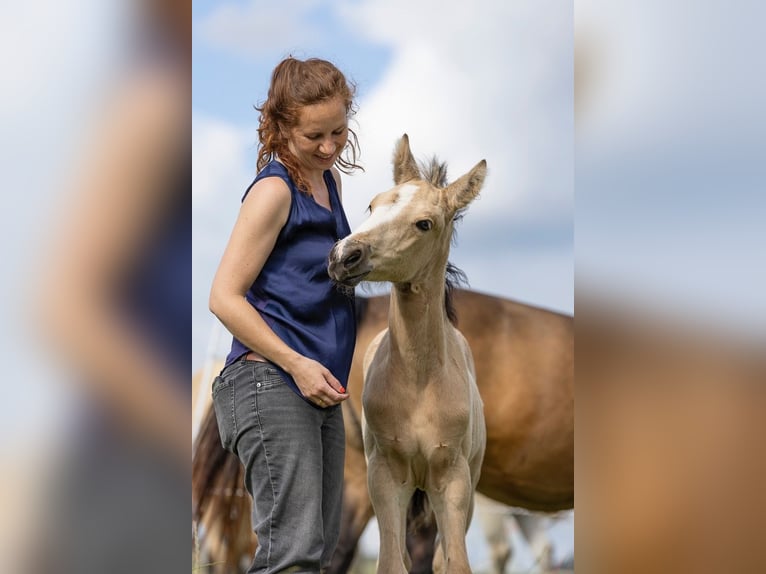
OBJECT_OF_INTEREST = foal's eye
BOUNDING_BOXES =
[366,205,372,214]
[415,220,433,231]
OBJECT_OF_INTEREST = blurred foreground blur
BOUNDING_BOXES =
[576,299,766,573]
[0,1,189,573]
[576,0,766,572]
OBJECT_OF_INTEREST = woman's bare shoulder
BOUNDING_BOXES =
[242,173,291,214]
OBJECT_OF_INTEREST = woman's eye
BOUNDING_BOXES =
[415,220,432,231]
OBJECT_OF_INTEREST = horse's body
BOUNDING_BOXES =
[328,135,489,574]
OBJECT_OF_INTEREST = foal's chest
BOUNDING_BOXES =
[362,366,472,458]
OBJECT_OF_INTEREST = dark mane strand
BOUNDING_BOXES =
[445,262,469,325]
[418,156,449,188]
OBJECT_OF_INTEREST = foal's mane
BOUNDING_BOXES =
[418,156,467,240]
[418,157,468,325]
[419,156,449,187]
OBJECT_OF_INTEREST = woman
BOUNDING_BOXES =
[208,57,362,573]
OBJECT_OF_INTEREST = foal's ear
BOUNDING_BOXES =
[444,160,487,212]
[392,134,421,185]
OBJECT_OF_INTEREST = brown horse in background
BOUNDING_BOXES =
[193,285,572,573]
[334,290,573,573]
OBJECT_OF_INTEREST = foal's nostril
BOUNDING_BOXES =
[343,249,362,268]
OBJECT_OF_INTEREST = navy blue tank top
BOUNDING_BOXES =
[224,161,356,401]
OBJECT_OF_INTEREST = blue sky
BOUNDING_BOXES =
[192,1,391,126]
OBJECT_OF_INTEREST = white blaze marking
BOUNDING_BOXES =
[354,183,419,234]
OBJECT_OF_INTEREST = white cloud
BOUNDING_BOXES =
[336,0,573,232]
[576,0,766,147]
[192,114,255,206]
[333,0,573,313]
[192,114,256,360]
[196,0,326,59]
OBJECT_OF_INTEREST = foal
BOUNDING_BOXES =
[328,135,487,574]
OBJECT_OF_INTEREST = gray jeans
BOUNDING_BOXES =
[212,359,345,574]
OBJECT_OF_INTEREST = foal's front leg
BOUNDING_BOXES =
[367,453,414,574]
[429,458,474,574]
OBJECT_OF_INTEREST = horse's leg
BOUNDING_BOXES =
[477,496,511,574]
[327,475,374,574]
[432,536,444,574]
[368,455,413,574]
[514,513,553,573]
[428,460,474,574]
[406,491,438,574]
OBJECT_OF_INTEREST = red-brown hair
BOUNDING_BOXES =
[255,57,363,193]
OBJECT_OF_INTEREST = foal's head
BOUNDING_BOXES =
[328,134,486,288]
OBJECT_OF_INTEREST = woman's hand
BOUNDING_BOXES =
[287,355,349,408]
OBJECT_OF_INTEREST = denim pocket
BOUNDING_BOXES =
[211,375,236,452]
[253,362,287,390]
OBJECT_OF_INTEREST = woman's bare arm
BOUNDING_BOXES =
[209,178,348,404]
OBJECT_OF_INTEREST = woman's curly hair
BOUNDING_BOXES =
[255,57,363,194]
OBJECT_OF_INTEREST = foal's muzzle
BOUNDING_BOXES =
[328,239,372,287]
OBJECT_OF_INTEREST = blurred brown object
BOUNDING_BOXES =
[576,297,766,574]
[21,2,192,573]
[193,358,224,438]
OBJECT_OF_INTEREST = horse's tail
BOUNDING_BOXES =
[192,405,255,572]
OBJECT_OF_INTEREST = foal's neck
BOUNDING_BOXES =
[389,272,451,374]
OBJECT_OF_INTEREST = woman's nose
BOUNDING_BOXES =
[319,139,336,155]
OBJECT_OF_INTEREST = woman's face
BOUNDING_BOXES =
[287,97,349,174]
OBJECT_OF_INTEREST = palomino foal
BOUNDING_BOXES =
[328,135,487,574]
